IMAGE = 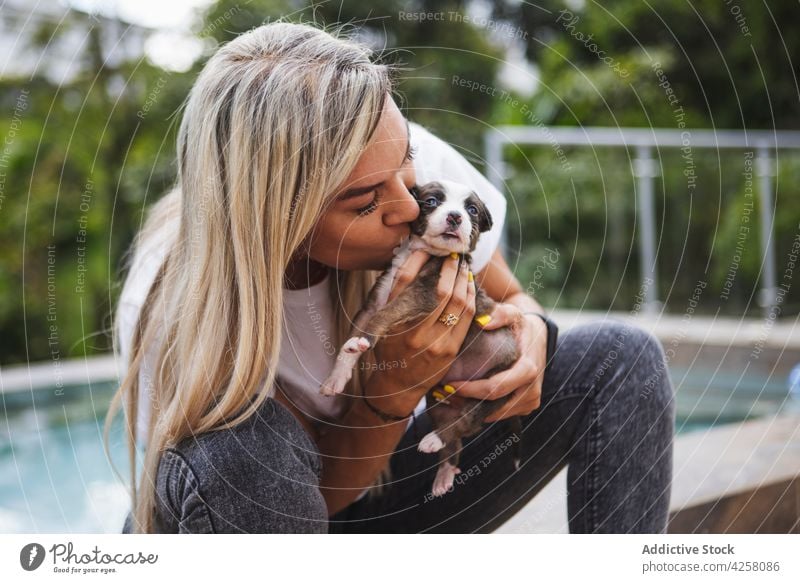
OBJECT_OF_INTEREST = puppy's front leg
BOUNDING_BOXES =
[319,239,418,396]
[319,293,421,396]
[332,253,446,376]
[319,336,372,396]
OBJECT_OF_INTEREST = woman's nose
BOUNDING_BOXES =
[383,180,419,226]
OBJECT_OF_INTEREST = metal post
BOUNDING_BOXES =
[633,146,660,314]
[484,131,508,256]
[756,145,777,317]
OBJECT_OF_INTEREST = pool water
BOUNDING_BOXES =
[671,366,797,433]
[0,382,131,533]
[0,369,796,533]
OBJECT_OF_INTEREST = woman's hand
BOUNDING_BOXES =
[447,304,548,422]
[367,250,477,416]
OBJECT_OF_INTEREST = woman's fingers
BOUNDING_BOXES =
[417,253,462,328]
[475,302,524,332]
[388,250,431,302]
[411,254,467,355]
[426,259,475,355]
[449,263,476,340]
[448,354,537,400]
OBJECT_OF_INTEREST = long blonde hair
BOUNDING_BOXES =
[106,20,393,533]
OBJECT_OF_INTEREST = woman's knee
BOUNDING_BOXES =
[579,320,672,398]
[160,398,328,532]
[604,321,674,414]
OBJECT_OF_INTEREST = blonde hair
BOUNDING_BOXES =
[106,20,394,533]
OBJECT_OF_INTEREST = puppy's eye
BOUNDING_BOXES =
[467,204,478,216]
[424,197,439,208]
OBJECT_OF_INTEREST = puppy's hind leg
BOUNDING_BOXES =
[418,430,446,453]
[431,441,464,497]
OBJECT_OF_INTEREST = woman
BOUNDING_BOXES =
[111,21,675,534]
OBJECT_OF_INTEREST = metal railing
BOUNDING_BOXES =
[485,126,800,316]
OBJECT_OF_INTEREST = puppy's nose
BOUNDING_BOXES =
[446,211,462,227]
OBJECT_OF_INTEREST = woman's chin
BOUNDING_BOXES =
[332,253,394,272]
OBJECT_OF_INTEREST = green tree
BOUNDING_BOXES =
[0,11,194,364]
[485,0,800,315]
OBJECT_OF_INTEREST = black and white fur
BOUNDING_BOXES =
[320,180,521,497]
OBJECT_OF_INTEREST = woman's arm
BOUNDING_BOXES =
[313,247,545,514]
[308,248,547,514]
[314,384,417,515]
[273,379,414,516]
[475,247,546,314]
[313,252,476,516]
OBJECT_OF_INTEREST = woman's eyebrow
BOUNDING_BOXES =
[337,184,380,201]
[336,120,412,202]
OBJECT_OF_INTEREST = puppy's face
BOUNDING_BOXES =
[409,180,493,255]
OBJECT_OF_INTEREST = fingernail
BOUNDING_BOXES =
[475,314,492,327]
[450,252,459,259]
[432,390,445,401]
[468,270,474,282]
[443,384,456,394]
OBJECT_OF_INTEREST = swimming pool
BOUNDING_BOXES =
[0,381,130,534]
[0,368,795,533]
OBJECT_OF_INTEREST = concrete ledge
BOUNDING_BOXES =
[551,309,800,350]
[0,355,120,394]
[668,476,799,533]
[495,413,800,533]
[668,412,800,533]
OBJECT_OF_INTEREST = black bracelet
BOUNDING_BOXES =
[522,311,559,374]
[361,387,412,423]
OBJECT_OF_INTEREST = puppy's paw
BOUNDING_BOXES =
[343,336,371,354]
[319,374,348,396]
[431,462,461,497]
[418,431,445,453]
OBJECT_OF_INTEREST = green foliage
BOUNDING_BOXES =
[0,13,194,364]
[485,0,800,314]
[0,0,504,364]
[3,0,798,365]
[201,0,503,153]
[489,0,800,129]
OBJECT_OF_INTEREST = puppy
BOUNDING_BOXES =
[320,180,521,497]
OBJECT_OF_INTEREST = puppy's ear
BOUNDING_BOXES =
[473,195,493,233]
[479,208,493,233]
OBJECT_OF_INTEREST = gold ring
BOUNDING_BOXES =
[439,313,460,327]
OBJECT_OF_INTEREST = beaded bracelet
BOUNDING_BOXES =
[361,387,412,423]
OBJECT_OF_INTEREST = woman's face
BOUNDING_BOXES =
[305,97,419,272]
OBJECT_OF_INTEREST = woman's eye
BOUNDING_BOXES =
[467,204,478,216]
[356,200,377,216]
[424,197,439,208]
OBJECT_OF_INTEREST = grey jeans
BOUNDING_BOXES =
[122,319,675,533]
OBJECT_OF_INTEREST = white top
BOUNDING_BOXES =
[116,121,507,447]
